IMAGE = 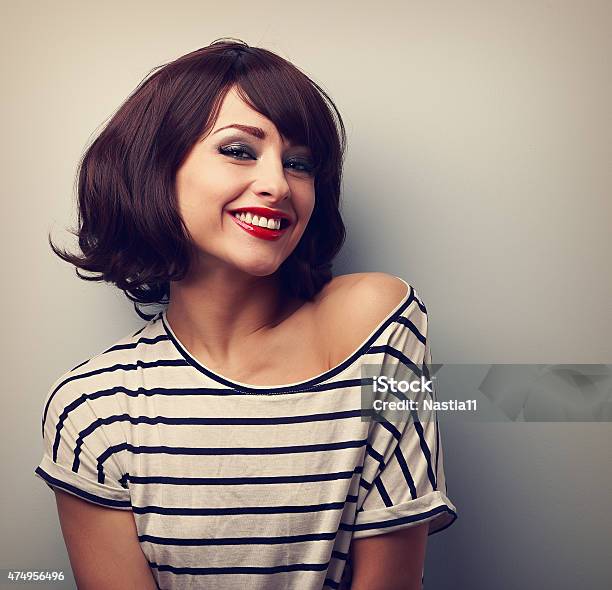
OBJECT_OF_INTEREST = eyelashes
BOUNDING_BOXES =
[217,144,315,175]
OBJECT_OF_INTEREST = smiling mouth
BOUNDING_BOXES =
[229,210,292,230]
[228,211,291,241]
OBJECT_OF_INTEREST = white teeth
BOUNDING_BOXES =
[233,212,282,230]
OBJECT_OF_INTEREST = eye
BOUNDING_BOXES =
[218,145,254,160]
[286,159,315,175]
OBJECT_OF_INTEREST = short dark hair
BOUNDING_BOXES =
[50,37,347,320]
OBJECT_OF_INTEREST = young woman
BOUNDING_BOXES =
[35,38,457,590]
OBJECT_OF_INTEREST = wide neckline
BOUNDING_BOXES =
[160,275,414,394]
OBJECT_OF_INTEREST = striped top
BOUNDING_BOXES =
[35,276,457,590]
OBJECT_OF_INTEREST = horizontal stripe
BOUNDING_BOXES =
[139,530,339,546]
[131,496,358,516]
[101,439,368,457]
[149,560,330,575]
[113,468,363,487]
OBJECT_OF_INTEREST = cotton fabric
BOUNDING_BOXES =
[35,276,457,590]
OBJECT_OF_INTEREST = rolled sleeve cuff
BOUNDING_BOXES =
[352,490,457,539]
[34,454,131,510]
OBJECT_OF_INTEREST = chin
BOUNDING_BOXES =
[235,259,285,277]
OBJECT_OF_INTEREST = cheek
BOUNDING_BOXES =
[298,190,316,224]
[175,170,200,215]
[176,170,228,220]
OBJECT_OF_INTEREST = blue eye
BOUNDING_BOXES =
[218,144,315,175]
[286,160,315,174]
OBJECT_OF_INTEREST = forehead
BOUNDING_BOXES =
[211,86,300,148]
[213,88,273,132]
[214,87,253,117]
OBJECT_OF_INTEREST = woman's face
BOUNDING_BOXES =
[175,86,316,278]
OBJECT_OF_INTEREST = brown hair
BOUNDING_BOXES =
[50,37,347,320]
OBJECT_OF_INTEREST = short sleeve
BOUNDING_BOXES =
[353,288,458,539]
[34,374,132,510]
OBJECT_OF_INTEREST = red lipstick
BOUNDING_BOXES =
[227,210,291,242]
[228,206,293,223]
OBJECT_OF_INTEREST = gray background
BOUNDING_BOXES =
[1,1,611,589]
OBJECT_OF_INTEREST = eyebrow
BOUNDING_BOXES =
[212,124,267,140]
[211,123,304,149]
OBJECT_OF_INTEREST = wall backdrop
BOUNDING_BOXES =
[1,1,610,589]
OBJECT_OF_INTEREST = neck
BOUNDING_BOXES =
[164,265,290,366]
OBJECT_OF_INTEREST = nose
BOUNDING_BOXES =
[251,157,291,203]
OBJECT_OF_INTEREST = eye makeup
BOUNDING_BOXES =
[215,129,313,157]
[216,141,315,175]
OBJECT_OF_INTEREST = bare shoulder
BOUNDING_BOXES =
[316,272,409,314]
[315,272,411,366]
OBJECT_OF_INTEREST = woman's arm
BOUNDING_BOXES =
[54,490,159,589]
[349,522,429,590]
